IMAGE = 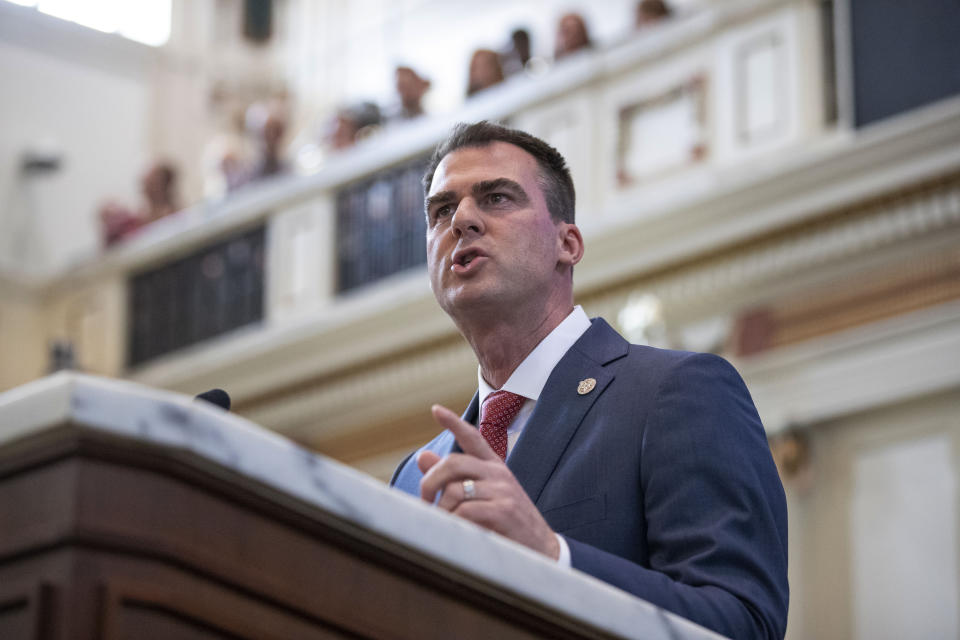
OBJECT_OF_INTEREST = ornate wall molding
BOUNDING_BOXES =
[583,172,960,329]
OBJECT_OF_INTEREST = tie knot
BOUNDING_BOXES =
[479,390,525,460]
[480,390,526,427]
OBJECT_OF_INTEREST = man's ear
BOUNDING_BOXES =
[557,223,584,268]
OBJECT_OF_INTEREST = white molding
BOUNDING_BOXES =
[739,301,960,433]
[641,177,960,310]
[245,337,477,441]
[578,95,960,296]
[130,268,444,398]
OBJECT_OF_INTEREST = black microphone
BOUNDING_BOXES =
[195,388,231,411]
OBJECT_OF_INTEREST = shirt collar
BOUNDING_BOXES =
[478,305,591,404]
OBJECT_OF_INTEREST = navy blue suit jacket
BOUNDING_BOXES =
[391,318,788,639]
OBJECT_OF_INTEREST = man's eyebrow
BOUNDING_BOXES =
[424,179,531,213]
[425,190,457,212]
[472,178,529,204]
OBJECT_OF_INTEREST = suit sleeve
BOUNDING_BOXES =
[566,353,789,640]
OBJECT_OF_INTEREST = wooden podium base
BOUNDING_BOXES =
[0,426,618,640]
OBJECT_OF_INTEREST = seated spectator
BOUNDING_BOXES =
[386,66,431,121]
[554,13,592,60]
[330,102,383,150]
[636,0,673,27]
[100,161,179,247]
[501,28,532,77]
[466,49,505,97]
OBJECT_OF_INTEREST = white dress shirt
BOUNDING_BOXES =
[476,305,591,567]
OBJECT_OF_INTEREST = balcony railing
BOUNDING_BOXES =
[128,225,265,366]
[336,155,430,293]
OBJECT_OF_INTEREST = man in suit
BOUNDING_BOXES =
[391,122,788,639]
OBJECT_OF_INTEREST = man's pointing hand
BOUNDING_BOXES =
[417,404,560,560]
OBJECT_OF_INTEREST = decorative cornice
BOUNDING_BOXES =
[739,244,960,353]
[583,172,960,322]
[739,300,960,433]
[242,332,477,442]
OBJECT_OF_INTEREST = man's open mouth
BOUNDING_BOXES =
[453,248,485,268]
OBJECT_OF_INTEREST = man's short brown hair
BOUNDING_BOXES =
[423,121,576,224]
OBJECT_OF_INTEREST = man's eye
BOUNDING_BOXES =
[429,204,452,221]
[487,193,508,205]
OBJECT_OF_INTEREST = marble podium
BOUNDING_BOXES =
[0,373,725,640]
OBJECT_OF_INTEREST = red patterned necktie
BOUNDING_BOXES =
[479,390,525,461]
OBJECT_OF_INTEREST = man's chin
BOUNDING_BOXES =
[439,286,502,316]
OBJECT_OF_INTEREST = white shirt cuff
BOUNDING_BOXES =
[555,533,572,568]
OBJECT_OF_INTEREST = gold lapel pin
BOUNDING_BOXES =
[577,378,597,395]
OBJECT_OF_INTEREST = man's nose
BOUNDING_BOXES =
[451,198,484,237]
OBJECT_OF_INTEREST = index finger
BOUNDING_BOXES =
[431,404,501,462]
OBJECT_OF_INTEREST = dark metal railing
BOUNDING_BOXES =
[335,155,429,293]
[127,225,265,366]
[125,153,429,366]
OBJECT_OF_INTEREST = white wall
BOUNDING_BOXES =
[0,3,153,278]
[851,434,959,640]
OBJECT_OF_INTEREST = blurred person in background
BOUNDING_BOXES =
[636,0,673,27]
[554,12,592,60]
[466,49,505,97]
[140,162,179,221]
[99,200,140,246]
[247,107,289,181]
[329,101,383,150]
[386,66,431,122]
[207,101,291,192]
[99,161,180,247]
[500,28,532,77]
[292,101,382,174]
[203,107,254,198]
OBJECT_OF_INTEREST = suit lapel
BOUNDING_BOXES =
[507,318,628,505]
[450,392,480,455]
